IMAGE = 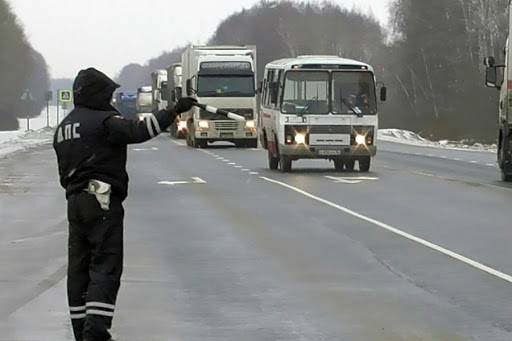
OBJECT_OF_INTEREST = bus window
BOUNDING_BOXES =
[332,72,377,115]
[282,71,329,114]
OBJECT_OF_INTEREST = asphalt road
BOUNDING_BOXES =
[1,136,511,340]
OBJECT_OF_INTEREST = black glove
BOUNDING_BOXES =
[175,97,197,114]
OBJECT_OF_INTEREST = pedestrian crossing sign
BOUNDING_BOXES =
[59,90,73,103]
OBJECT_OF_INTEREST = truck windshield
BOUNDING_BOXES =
[332,71,377,115]
[197,75,255,97]
[282,71,330,114]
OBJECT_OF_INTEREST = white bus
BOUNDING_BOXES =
[259,56,386,172]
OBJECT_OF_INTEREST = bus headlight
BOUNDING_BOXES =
[295,133,306,145]
[355,134,366,145]
[245,120,256,129]
[198,120,209,129]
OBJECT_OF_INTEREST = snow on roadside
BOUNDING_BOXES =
[378,129,497,153]
[0,106,63,158]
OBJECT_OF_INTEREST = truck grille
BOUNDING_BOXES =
[214,121,239,131]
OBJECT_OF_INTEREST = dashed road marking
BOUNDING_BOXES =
[261,176,512,285]
[250,172,259,175]
[242,169,250,172]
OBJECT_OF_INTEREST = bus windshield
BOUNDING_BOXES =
[282,71,329,114]
[332,71,377,115]
[197,75,255,97]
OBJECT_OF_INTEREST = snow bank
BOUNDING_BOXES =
[0,106,63,158]
[378,129,497,153]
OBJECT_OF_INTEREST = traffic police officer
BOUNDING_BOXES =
[53,68,196,341]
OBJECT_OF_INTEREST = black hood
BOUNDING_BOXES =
[73,68,120,111]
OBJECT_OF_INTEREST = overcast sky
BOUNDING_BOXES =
[8,0,391,79]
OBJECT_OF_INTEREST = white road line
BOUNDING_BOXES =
[454,158,461,161]
[486,163,496,167]
[260,176,512,285]
[192,177,207,184]
[470,161,479,164]
[223,160,230,163]
[249,172,259,175]
[235,166,243,168]
[242,169,250,172]
[229,162,237,165]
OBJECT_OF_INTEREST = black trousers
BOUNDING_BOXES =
[67,191,124,341]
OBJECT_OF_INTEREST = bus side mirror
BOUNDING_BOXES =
[485,67,499,88]
[380,86,387,102]
[484,56,496,67]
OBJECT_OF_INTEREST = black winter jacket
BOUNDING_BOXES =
[53,68,175,200]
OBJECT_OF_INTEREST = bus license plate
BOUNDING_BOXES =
[319,150,342,156]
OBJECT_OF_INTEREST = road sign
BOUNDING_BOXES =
[59,90,73,103]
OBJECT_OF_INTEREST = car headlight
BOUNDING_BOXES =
[295,133,306,145]
[178,121,187,130]
[198,120,209,129]
[245,120,256,129]
[355,134,366,145]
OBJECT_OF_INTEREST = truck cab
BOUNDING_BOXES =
[484,2,512,181]
[181,45,258,148]
[151,70,168,114]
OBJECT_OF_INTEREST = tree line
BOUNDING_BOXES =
[0,0,50,130]
[117,0,510,141]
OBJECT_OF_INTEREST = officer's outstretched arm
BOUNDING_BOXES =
[103,97,196,145]
[104,110,175,145]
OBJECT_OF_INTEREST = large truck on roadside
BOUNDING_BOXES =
[166,63,186,138]
[259,55,386,172]
[151,70,168,113]
[484,0,512,182]
[181,45,258,148]
[136,86,153,113]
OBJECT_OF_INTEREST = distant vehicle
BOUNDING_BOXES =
[484,3,512,182]
[260,55,386,172]
[114,91,137,119]
[181,45,258,148]
[165,63,186,138]
[136,86,153,113]
[151,70,168,113]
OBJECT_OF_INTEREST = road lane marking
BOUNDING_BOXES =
[325,176,379,184]
[486,163,495,167]
[260,176,512,284]
[250,172,259,175]
[235,166,243,168]
[242,169,250,172]
[132,147,159,151]
[229,162,236,165]
[158,177,207,186]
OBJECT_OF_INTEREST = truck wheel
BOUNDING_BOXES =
[345,159,355,171]
[247,139,258,148]
[268,149,279,170]
[334,159,344,171]
[359,157,371,172]
[234,140,246,148]
[280,155,292,173]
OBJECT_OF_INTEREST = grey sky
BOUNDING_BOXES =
[8,0,391,79]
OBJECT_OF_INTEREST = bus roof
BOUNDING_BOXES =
[265,55,373,72]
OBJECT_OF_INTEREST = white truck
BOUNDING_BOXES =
[181,45,258,148]
[260,55,386,172]
[136,86,153,113]
[165,63,186,138]
[151,69,168,113]
[484,1,512,181]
